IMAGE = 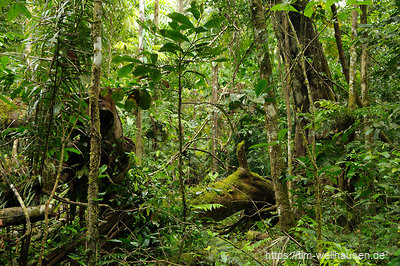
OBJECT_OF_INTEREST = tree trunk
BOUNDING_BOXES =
[211,63,219,172]
[87,0,102,264]
[0,205,55,227]
[349,6,358,110]
[135,0,145,166]
[177,0,185,13]
[331,4,350,84]
[272,1,335,158]
[360,5,372,144]
[251,0,294,231]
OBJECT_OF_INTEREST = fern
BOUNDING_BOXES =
[190,203,224,211]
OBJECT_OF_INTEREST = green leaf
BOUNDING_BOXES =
[160,29,190,43]
[0,95,17,109]
[212,57,229,62]
[254,79,269,97]
[112,55,141,64]
[347,0,372,5]
[168,21,179,30]
[138,90,152,110]
[99,165,107,174]
[194,26,208,33]
[0,56,9,69]
[190,203,223,211]
[149,69,161,82]
[249,143,269,149]
[270,3,298,12]
[7,3,20,21]
[187,7,200,21]
[265,97,275,103]
[167,12,194,28]
[65,148,82,155]
[203,16,225,29]
[278,128,288,142]
[118,63,135,77]
[150,53,158,64]
[304,1,320,18]
[132,65,150,76]
[159,42,183,54]
[19,4,32,19]
[124,99,136,111]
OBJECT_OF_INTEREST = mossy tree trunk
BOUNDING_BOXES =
[250,0,294,231]
[349,6,358,110]
[87,0,102,265]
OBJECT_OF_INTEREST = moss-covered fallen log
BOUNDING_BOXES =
[0,204,55,227]
[192,141,275,221]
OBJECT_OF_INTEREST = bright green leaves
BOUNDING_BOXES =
[270,3,298,12]
[0,56,9,71]
[7,2,32,21]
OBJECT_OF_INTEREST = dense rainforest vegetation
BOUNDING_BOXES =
[0,0,399,265]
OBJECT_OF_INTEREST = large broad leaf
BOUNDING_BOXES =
[149,69,161,82]
[138,90,152,110]
[159,42,183,54]
[7,3,20,21]
[254,79,272,97]
[203,16,225,29]
[168,12,194,28]
[194,26,208,33]
[187,7,200,21]
[118,63,135,77]
[278,128,288,142]
[304,1,321,18]
[160,29,190,43]
[19,4,31,19]
[132,65,150,76]
[150,53,158,64]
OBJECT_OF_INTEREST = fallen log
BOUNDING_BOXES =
[0,204,55,227]
[192,141,275,221]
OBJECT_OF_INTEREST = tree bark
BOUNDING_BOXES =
[177,0,185,13]
[87,0,102,264]
[136,0,145,165]
[211,63,219,172]
[331,4,350,84]
[0,205,54,227]
[251,0,294,231]
[272,1,335,158]
[349,6,358,110]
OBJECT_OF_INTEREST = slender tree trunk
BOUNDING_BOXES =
[154,0,159,44]
[211,63,219,172]
[177,0,185,13]
[331,4,363,107]
[250,0,294,231]
[331,4,350,84]
[136,0,145,165]
[276,46,294,204]
[176,61,188,262]
[87,0,102,265]
[349,6,358,110]
[360,5,371,144]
